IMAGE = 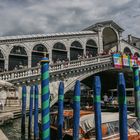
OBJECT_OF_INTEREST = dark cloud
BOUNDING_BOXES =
[0,0,139,37]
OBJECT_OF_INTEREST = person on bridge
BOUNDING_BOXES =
[103,93,108,106]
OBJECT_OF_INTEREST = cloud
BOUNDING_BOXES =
[0,0,139,37]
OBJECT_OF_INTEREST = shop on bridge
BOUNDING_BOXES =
[32,44,48,67]
[9,46,28,71]
[52,42,67,63]
[86,39,98,57]
[70,41,83,60]
[0,50,4,72]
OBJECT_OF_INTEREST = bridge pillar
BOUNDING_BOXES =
[47,49,52,63]
[5,56,9,71]
[28,55,32,68]
[67,47,70,60]
[117,34,122,52]
[97,27,103,54]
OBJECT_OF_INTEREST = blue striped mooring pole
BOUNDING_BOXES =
[73,80,81,140]
[133,65,140,118]
[58,81,64,140]
[28,85,34,139]
[118,73,128,140]
[93,76,102,140]
[34,85,39,139]
[41,55,50,140]
[21,85,27,139]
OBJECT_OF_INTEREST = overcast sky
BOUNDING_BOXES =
[0,0,139,37]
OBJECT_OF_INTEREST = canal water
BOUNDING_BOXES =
[1,114,41,140]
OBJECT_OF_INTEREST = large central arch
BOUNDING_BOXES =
[102,27,118,53]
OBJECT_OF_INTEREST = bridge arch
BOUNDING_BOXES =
[134,52,140,57]
[86,39,98,57]
[70,41,83,60]
[123,47,132,55]
[0,49,5,72]
[32,44,48,67]
[102,27,118,53]
[52,42,67,63]
[9,46,28,70]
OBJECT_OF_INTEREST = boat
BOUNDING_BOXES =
[50,110,140,140]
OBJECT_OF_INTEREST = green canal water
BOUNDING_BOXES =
[1,114,41,140]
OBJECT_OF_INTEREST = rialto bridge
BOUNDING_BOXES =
[0,20,140,107]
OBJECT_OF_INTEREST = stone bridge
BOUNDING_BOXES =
[0,20,140,107]
[0,55,113,107]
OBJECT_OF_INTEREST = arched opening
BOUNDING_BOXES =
[70,41,83,60]
[86,39,98,57]
[52,42,67,63]
[32,44,48,67]
[103,27,118,53]
[9,46,28,70]
[0,50,5,72]
[134,52,140,57]
[123,47,132,55]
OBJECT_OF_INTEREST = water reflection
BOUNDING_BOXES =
[1,114,41,140]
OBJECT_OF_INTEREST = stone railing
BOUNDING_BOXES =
[0,54,112,81]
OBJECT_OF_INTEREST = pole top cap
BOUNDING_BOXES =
[40,52,49,63]
[133,64,139,69]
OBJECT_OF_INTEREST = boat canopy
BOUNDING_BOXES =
[80,112,135,133]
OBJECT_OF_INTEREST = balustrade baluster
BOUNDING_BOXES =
[11,73,14,79]
[61,64,63,69]
[8,74,11,80]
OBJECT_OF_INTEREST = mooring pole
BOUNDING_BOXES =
[41,54,50,140]
[133,65,140,118]
[34,85,39,140]
[21,85,27,139]
[73,80,81,140]
[28,85,34,139]
[93,76,102,140]
[118,73,128,140]
[58,82,64,140]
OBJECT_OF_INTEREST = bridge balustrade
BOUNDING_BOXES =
[0,55,112,81]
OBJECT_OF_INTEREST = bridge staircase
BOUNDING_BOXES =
[0,55,113,107]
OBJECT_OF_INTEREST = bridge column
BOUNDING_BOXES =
[28,55,32,68]
[97,27,103,54]
[67,47,70,60]
[5,55,9,71]
[117,35,122,52]
[49,50,52,63]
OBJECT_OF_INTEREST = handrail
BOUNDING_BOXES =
[0,54,112,81]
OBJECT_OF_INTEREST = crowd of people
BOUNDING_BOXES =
[103,93,114,106]
[1,49,138,73]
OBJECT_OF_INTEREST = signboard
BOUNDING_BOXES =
[122,54,130,68]
[130,56,137,68]
[112,53,140,70]
[113,54,122,68]
[137,58,140,71]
